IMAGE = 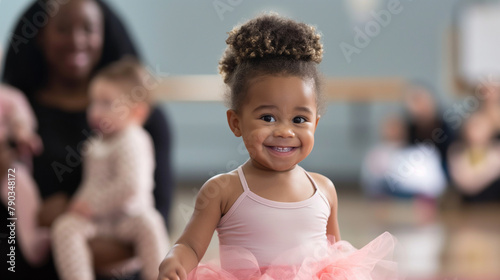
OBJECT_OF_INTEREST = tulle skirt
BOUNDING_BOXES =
[188,232,400,280]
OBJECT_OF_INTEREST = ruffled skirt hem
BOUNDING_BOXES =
[188,232,400,280]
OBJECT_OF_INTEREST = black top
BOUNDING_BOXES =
[407,119,454,158]
[406,118,455,180]
[31,101,174,226]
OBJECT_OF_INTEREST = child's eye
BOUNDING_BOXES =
[260,115,276,122]
[293,116,307,124]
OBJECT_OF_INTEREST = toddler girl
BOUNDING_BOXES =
[159,14,398,280]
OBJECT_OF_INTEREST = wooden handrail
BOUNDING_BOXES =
[153,75,406,102]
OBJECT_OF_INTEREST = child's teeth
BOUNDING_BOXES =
[274,147,292,152]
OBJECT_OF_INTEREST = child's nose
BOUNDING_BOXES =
[273,123,295,138]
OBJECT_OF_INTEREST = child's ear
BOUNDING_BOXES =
[133,103,150,124]
[314,115,320,130]
[227,109,242,137]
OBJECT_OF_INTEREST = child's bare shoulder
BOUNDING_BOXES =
[203,169,240,190]
[199,169,244,213]
[308,172,337,206]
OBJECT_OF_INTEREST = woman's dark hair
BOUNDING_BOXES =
[1,0,140,98]
[219,14,324,113]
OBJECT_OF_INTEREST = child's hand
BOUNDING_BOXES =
[69,200,93,219]
[38,193,69,227]
[14,128,43,156]
[158,257,188,280]
[14,131,43,170]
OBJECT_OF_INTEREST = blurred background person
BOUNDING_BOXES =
[1,0,174,279]
[360,86,450,278]
[404,81,454,180]
[361,114,447,200]
[361,81,453,201]
[448,111,500,202]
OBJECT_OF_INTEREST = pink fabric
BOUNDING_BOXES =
[189,233,398,280]
[52,125,168,280]
[188,166,400,279]
[217,166,331,268]
[74,125,156,218]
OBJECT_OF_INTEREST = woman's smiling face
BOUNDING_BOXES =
[39,0,104,83]
[227,75,320,171]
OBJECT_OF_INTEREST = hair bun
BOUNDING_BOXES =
[219,14,323,83]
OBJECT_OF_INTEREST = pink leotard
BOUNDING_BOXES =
[216,166,331,268]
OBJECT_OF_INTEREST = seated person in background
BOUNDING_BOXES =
[361,115,446,199]
[51,58,169,280]
[0,84,50,266]
[2,1,174,277]
[404,82,454,178]
[448,111,500,203]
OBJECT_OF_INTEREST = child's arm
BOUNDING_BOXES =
[311,173,341,242]
[159,175,227,280]
[68,199,93,218]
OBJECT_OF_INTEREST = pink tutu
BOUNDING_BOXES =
[188,232,399,280]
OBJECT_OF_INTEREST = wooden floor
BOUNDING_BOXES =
[168,185,500,279]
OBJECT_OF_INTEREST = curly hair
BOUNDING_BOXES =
[219,14,324,113]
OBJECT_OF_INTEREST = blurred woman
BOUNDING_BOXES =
[1,0,174,278]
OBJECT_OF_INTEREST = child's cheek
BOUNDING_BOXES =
[244,130,267,158]
[303,130,315,153]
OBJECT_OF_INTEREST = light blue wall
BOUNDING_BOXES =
[0,0,458,183]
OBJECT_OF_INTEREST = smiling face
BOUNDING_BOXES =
[227,75,320,171]
[39,0,104,83]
